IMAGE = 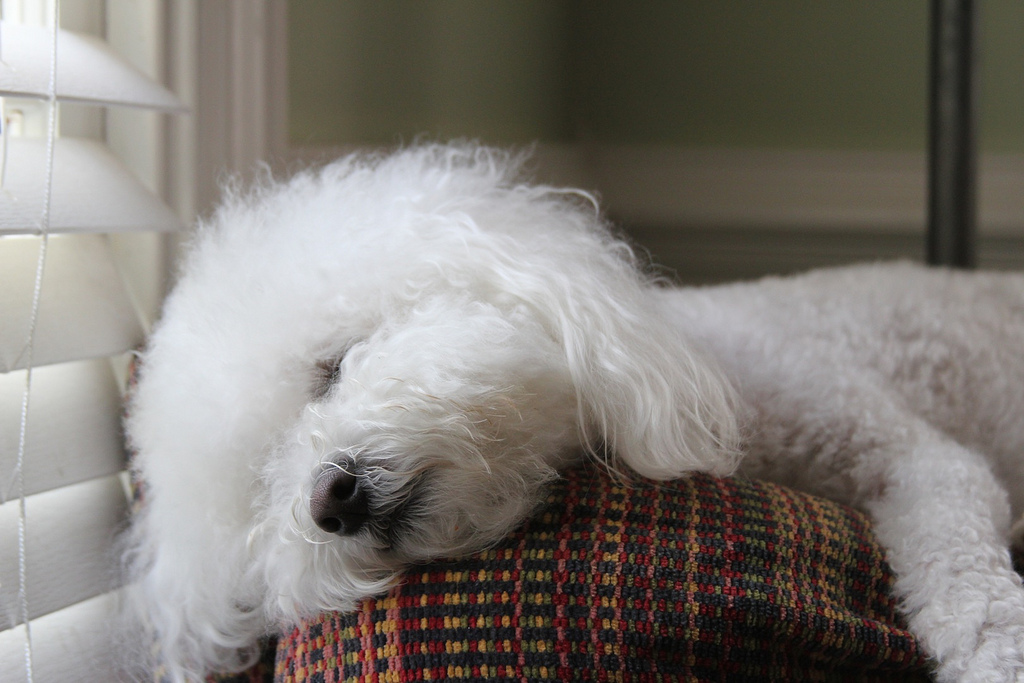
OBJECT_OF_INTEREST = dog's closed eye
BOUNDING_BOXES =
[312,356,345,399]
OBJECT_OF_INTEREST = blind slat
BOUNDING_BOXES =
[0,235,145,372]
[0,21,186,111]
[0,475,128,629]
[0,590,122,682]
[0,358,127,497]
[0,137,184,235]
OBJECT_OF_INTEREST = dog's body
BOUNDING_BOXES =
[125,145,1024,681]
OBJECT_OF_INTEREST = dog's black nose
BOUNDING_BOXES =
[310,464,370,536]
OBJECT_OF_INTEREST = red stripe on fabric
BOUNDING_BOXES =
[385,598,402,678]
[357,604,375,681]
[325,614,339,683]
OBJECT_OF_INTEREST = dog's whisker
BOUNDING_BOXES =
[288,497,334,546]
[246,524,262,553]
[309,431,326,455]
[299,530,333,546]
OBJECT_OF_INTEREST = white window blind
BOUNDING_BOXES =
[0,1,186,680]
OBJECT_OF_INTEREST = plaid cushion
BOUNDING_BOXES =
[258,467,932,683]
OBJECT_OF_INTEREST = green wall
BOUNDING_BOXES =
[289,1,1024,152]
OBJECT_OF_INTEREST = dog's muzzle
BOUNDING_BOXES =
[310,459,370,536]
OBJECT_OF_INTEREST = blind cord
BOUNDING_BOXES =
[14,2,60,681]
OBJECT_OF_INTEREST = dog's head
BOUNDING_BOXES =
[126,144,738,677]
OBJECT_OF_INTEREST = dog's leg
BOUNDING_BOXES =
[866,434,1024,682]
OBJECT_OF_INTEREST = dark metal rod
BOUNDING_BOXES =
[927,0,978,268]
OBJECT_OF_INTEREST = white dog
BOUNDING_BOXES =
[125,143,1024,682]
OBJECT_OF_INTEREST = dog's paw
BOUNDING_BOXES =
[936,621,1024,683]
[905,563,1024,683]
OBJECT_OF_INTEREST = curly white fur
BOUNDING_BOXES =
[124,143,1024,682]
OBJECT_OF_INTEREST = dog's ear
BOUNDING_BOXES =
[456,173,741,481]
[522,225,741,481]
[561,282,741,480]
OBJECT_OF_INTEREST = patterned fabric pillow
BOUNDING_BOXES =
[210,467,933,682]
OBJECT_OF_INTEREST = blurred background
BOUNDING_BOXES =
[284,0,1024,283]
